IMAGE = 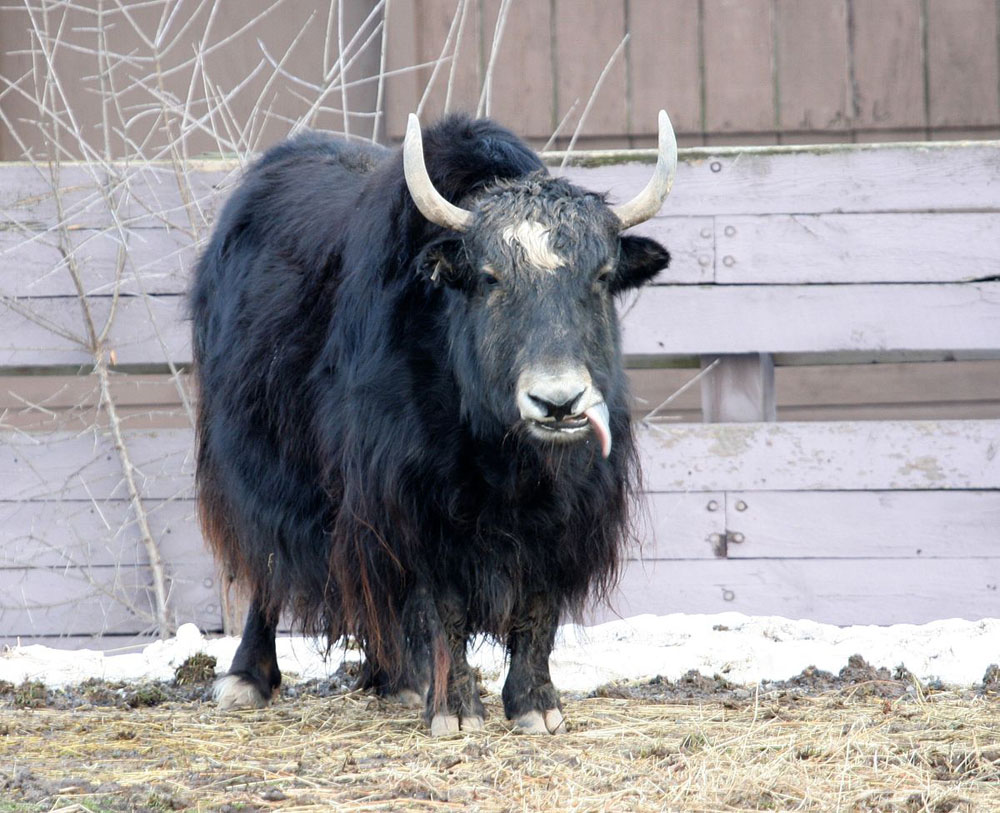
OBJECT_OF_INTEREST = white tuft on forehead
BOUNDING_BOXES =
[501,220,563,271]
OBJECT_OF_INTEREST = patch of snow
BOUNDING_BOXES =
[2,614,998,691]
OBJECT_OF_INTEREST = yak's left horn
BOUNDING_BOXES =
[403,113,474,232]
[610,109,678,230]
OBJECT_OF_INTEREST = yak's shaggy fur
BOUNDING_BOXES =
[190,115,670,731]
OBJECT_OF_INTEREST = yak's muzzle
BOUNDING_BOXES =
[516,367,612,458]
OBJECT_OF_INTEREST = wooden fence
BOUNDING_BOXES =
[1,138,999,647]
[2,0,1000,162]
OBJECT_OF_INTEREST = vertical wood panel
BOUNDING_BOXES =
[383,0,420,140]
[628,0,703,143]
[703,0,776,136]
[552,0,628,140]
[926,0,1000,127]
[775,0,850,132]
[851,0,925,132]
[483,0,554,137]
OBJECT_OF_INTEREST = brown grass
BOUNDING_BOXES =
[2,686,999,812]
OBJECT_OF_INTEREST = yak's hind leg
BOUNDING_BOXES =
[425,589,486,735]
[502,594,565,734]
[215,599,281,710]
[357,589,434,708]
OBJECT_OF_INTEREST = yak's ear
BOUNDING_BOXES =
[611,235,670,294]
[417,238,467,289]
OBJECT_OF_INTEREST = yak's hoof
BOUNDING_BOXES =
[430,714,460,736]
[214,674,270,710]
[385,689,425,708]
[515,708,566,735]
[429,713,484,736]
[460,714,484,731]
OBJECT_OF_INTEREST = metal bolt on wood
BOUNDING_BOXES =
[706,500,719,511]
[729,532,745,544]
[736,500,748,511]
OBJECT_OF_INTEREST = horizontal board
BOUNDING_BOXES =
[723,490,1000,559]
[558,140,1000,215]
[0,560,219,639]
[0,162,235,231]
[0,217,715,292]
[0,228,197,297]
[622,283,1000,356]
[639,419,1000,492]
[0,293,189,368]
[4,418,999,502]
[3,141,998,238]
[0,499,204,569]
[636,492,726,559]
[715,213,1000,283]
[0,429,194,502]
[5,282,999,370]
[597,557,1000,625]
[6,361,997,433]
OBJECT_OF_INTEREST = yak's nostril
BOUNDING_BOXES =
[527,388,585,421]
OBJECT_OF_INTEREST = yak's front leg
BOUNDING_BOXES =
[426,589,486,735]
[215,597,281,710]
[502,594,565,734]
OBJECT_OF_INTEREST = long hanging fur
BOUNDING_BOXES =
[190,115,660,680]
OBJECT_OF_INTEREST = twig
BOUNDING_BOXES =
[560,33,629,167]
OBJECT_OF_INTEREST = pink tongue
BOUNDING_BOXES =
[583,403,612,458]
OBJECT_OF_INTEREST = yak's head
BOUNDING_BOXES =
[404,112,677,459]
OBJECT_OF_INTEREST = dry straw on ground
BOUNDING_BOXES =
[2,680,999,812]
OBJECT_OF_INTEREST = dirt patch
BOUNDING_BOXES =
[585,655,997,706]
[1,657,999,812]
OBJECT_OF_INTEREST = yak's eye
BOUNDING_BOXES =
[481,267,500,286]
[596,262,615,284]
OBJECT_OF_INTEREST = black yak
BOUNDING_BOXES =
[190,110,676,734]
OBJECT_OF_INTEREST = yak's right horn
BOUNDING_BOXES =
[610,109,678,231]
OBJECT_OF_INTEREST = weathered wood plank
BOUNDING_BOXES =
[0,293,189,368]
[558,141,1000,216]
[0,499,204,570]
[621,283,1000,357]
[485,0,555,138]
[0,217,714,294]
[851,0,925,132]
[702,0,775,135]
[637,492,727,560]
[629,216,715,284]
[639,419,1000,492]
[723,490,1000,559]
[552,0,627,140]
[714,214,1000,283]
[5,281,996,370]
[4,418,998,503]
[0,561,219,639]
[3,141,999,239]
[926,0,1000,128]
[0,227,196,297]
[598,557,1000,625]
[628,0,703,140]
[775,0,850,132]
[0,429,194,502]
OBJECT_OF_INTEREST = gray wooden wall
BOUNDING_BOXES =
[1,0,999,161]
[1,139,998,647]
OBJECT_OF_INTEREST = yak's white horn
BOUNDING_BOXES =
[403,113,474,232]
[610,109,678,230]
